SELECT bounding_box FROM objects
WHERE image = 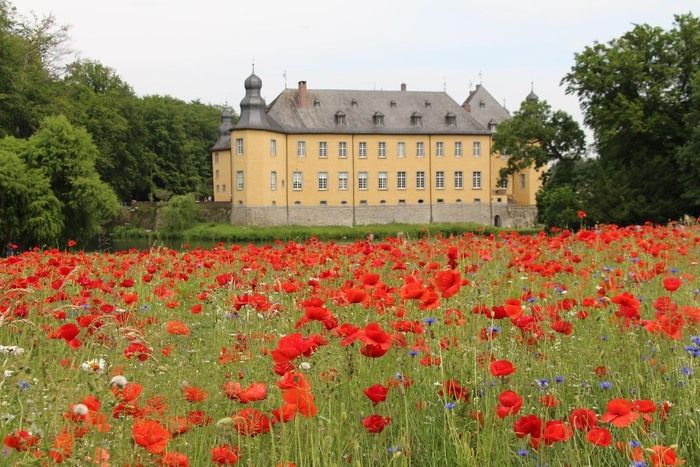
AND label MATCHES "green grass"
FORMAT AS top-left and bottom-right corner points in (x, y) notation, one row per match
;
(112, 222), (542, 243)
